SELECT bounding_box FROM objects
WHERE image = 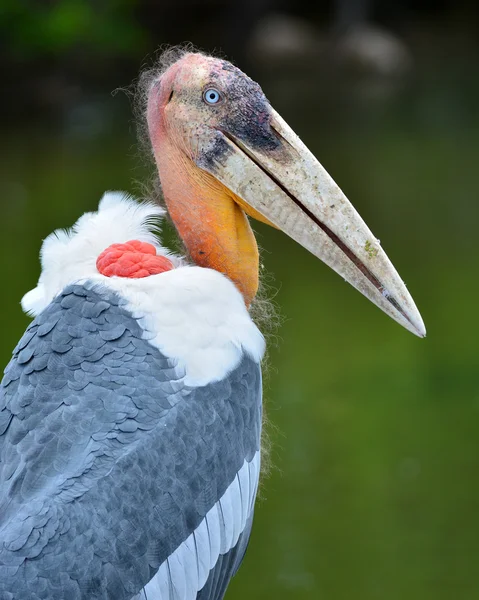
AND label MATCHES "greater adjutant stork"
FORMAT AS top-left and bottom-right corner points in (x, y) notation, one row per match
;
(0, 50), (425, 599)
